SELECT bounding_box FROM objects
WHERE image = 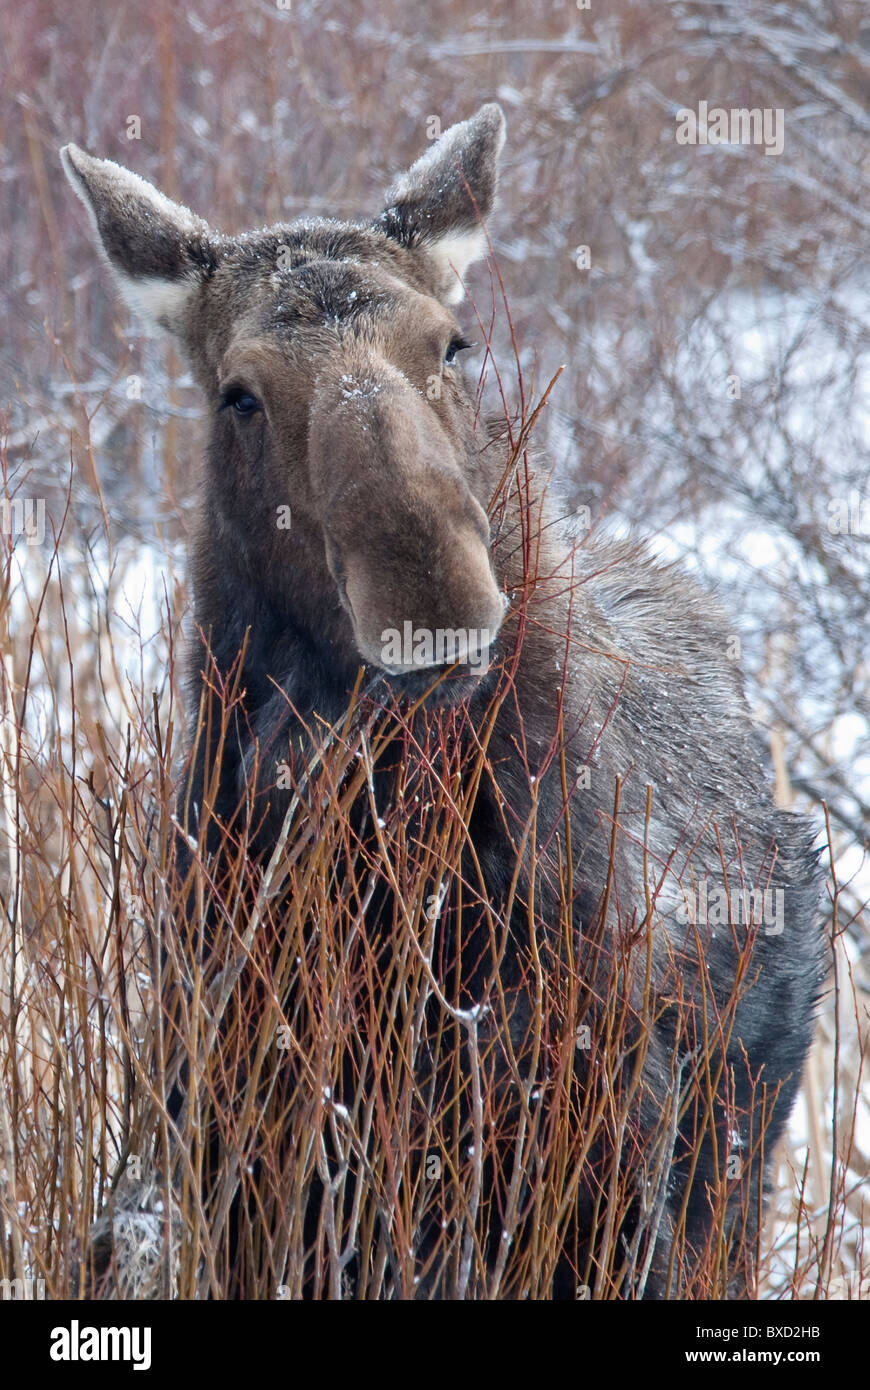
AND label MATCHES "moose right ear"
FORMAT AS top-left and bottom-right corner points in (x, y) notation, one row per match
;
(376, 104), (506, 304)
(60, 144), (216, 335)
